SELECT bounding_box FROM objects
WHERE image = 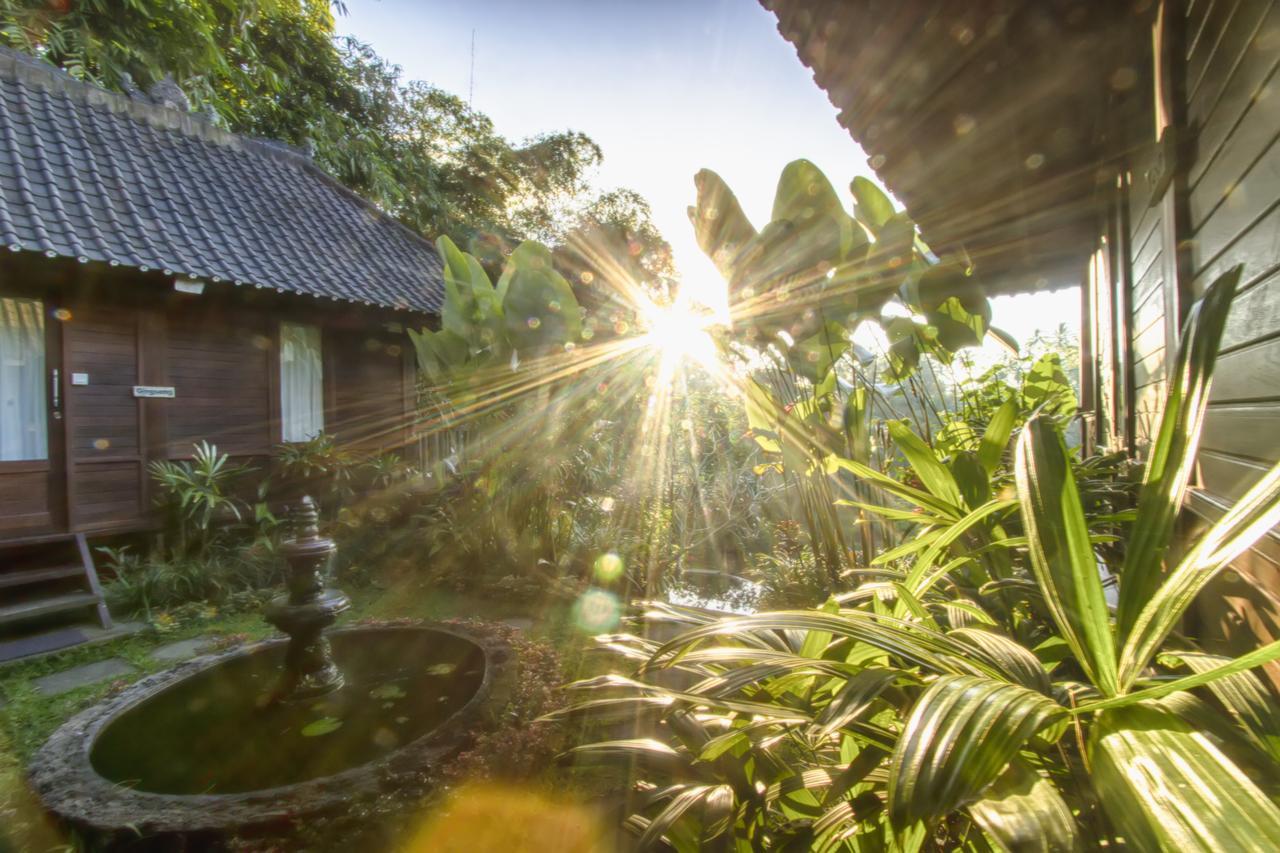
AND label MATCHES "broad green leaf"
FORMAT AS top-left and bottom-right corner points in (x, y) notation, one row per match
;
(502, 241), (583, 351)
(978, 398), (1019, 474)
(744, 379), (784, 454)
(887, 675), (1066, 831)
(636, 784), (721, 850)
(888, 420), (965, 508)
(1016, 417), (1118, 695)
(1019, 354), (1076, 423)
(1118, 457), (1280, 687)
(1090, 703), (1280, 850)
(689, 168), (758, 279)
(851, 175), (895, 234)
(968, 759), (1078, 853)
(949, 450), (991, 511)
(787, 322), (849, 383)
(1116, 265), (1242, 642)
